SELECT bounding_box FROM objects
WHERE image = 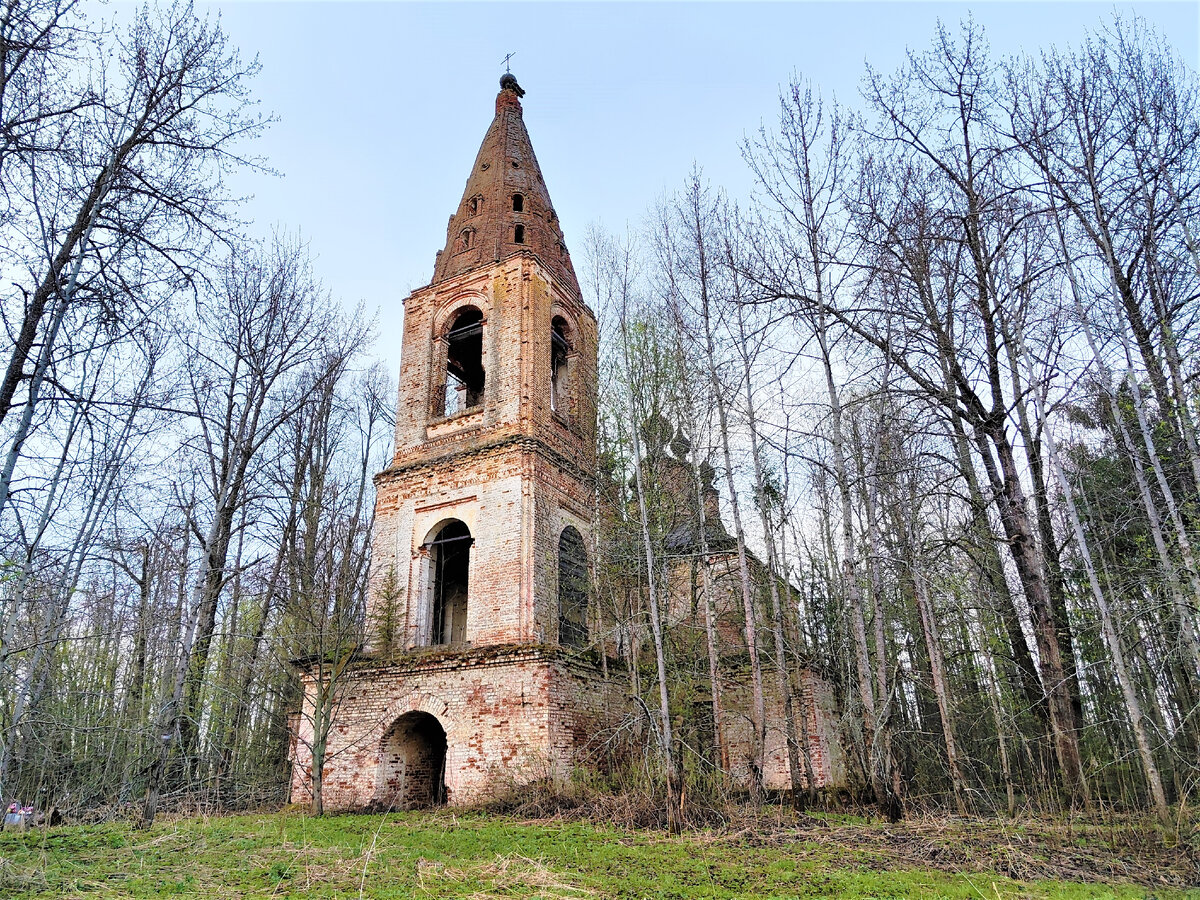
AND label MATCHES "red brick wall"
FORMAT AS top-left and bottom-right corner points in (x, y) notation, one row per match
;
(364, 256), (597, 656)
(660, 551), (848, 791)
(721, 667), (846, 791)
(290, 648), (624, 809)
(389, 256), (595, 468)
